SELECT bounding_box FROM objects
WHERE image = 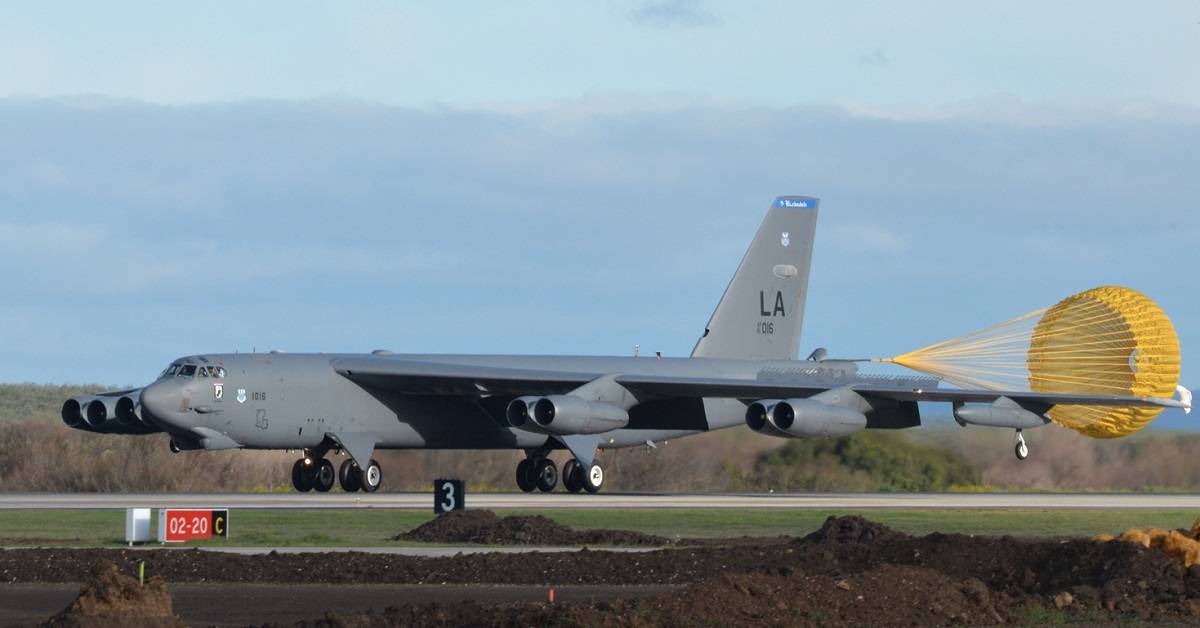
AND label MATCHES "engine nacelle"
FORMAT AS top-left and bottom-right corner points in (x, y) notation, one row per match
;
(64, 390), (154, 433)
(505, 396), (544, 428)
(745, 399), (790, 437)
(61, 396), (95, 429)
(772, 398), (867, 437)
(746, 397), (867, 438)
(530, 395), (628, 435)
(84, 396), (119, 429)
